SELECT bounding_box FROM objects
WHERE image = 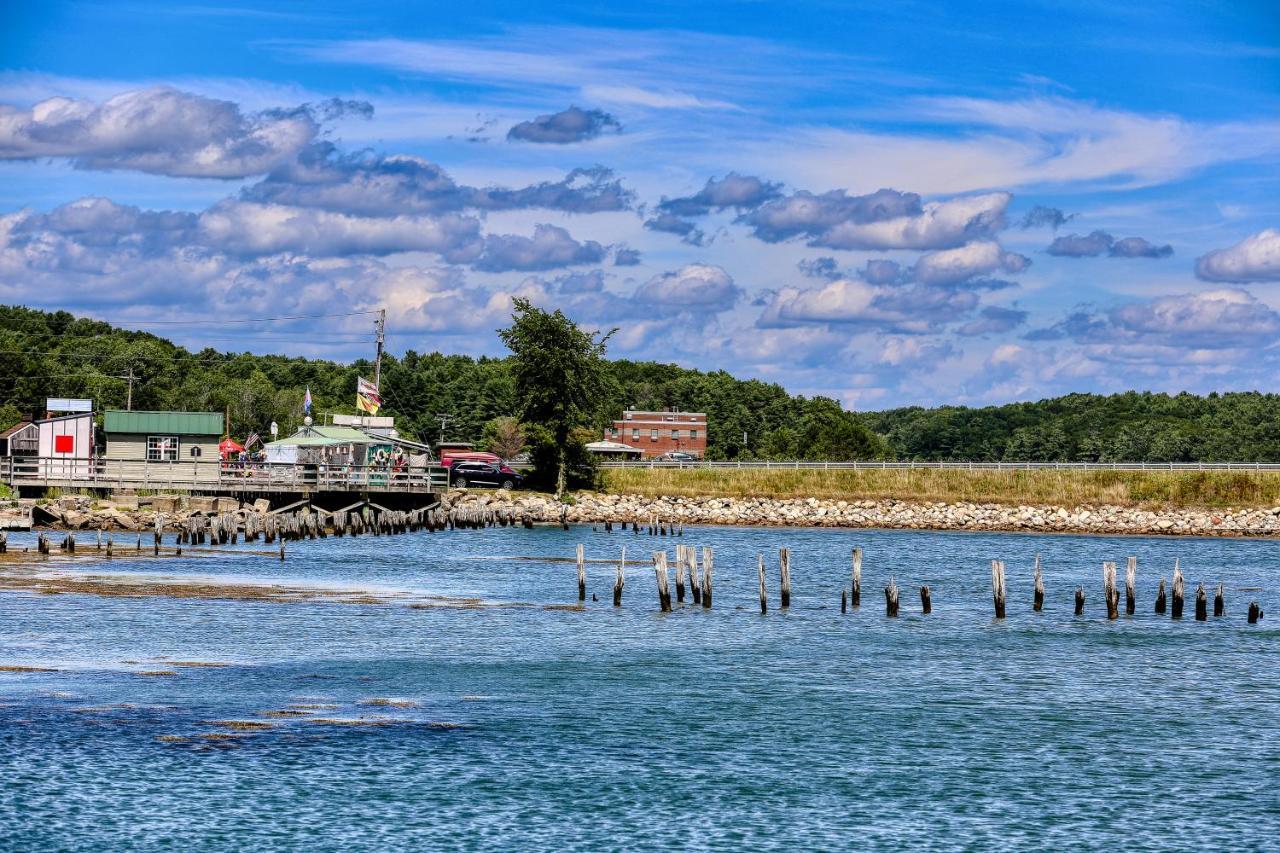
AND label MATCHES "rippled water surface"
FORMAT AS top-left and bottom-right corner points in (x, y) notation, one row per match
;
(2, 524), (1278, 851)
